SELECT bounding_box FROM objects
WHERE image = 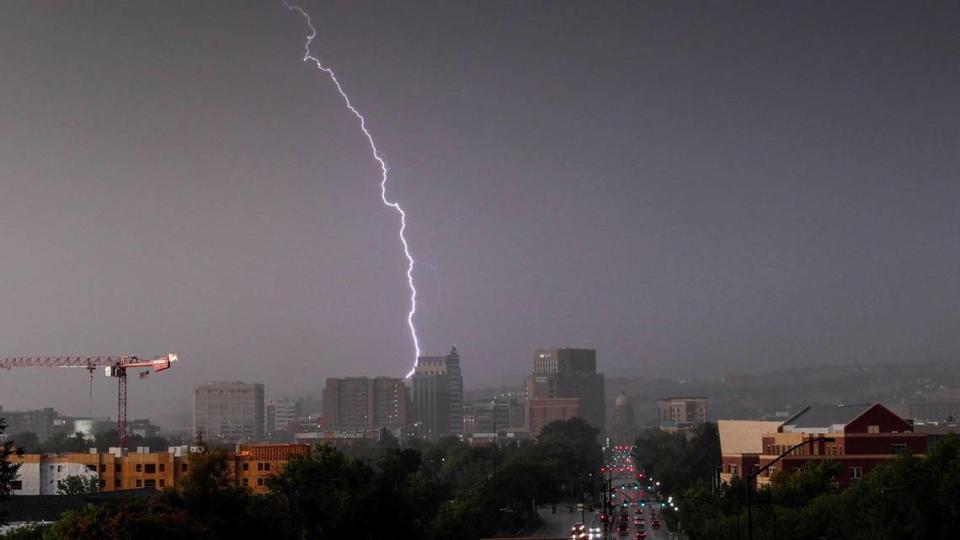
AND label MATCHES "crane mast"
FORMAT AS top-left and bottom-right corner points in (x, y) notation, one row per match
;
(0, 354), (179, 448)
